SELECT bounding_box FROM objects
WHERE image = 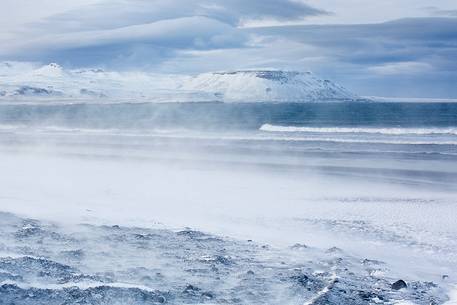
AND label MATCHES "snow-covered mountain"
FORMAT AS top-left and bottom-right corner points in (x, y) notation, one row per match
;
(0, 62), (213, 103)
(0, 62), (358, 103)
(181, 70), (358, 102)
